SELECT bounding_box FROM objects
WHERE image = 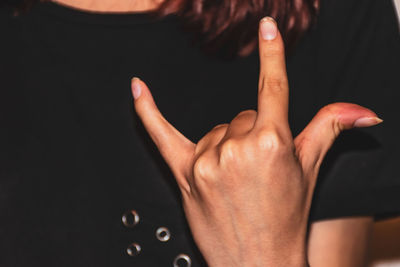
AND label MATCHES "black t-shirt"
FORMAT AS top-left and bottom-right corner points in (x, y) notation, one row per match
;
(0, 0), (399, 266)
